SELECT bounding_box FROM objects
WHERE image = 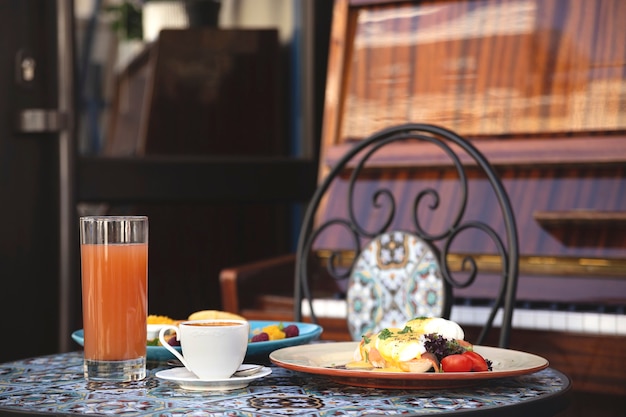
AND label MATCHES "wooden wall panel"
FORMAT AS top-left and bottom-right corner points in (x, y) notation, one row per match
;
(330, 0), (626, 143)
